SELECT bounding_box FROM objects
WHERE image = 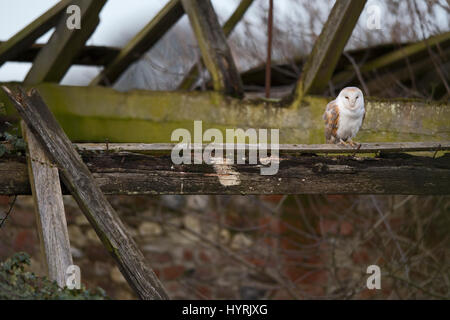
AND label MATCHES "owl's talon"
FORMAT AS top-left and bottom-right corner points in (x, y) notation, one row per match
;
(338, 139), (349, 147)
(348, 140), (360, 148)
